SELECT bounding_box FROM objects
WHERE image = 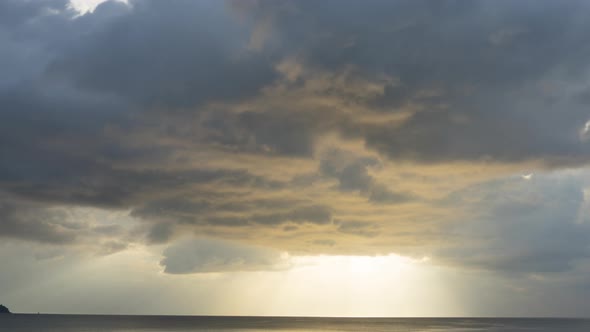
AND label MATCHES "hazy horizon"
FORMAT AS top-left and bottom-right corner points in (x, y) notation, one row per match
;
(2, 0), (590, 319)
